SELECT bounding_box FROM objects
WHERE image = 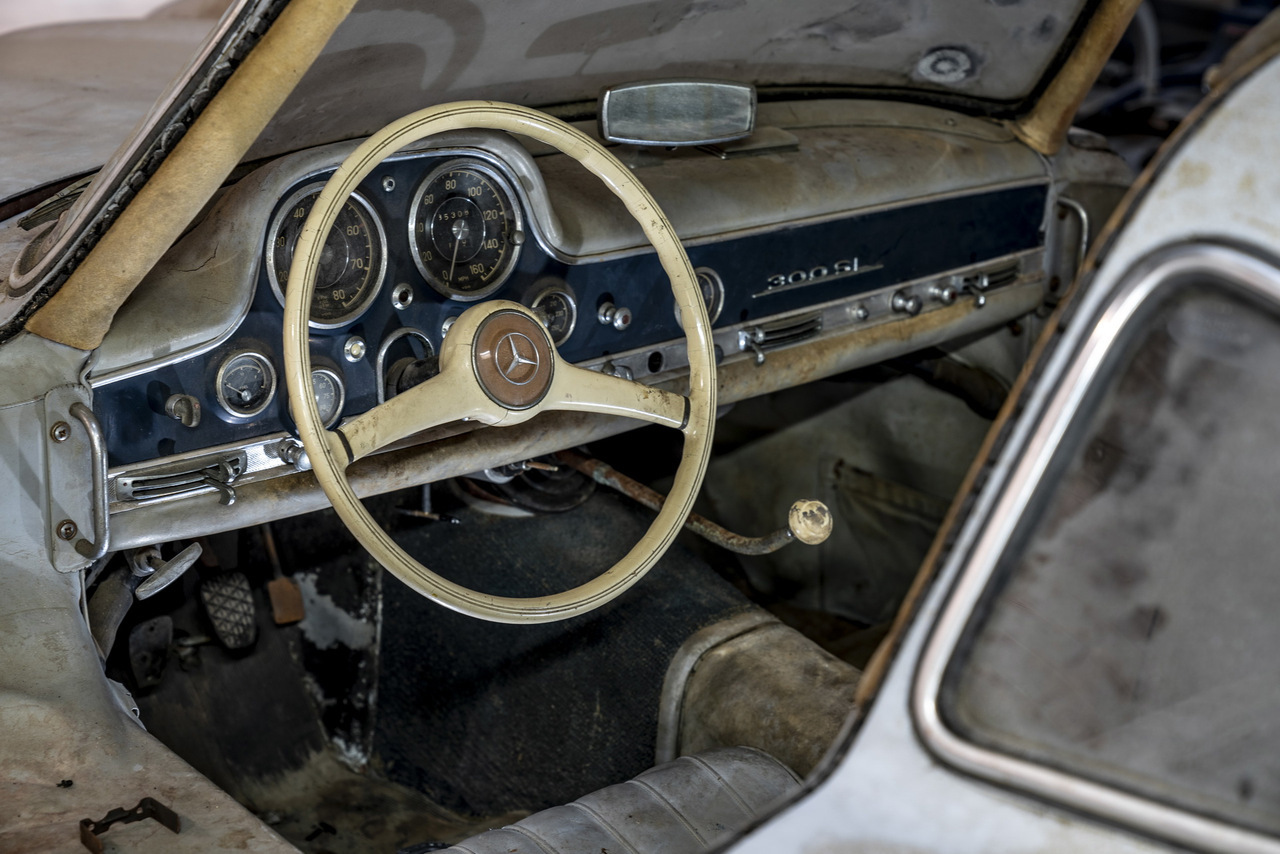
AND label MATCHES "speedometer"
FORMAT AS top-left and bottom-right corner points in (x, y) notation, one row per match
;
(409, 159), (523, 301)
(267, 183), (387, 328)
